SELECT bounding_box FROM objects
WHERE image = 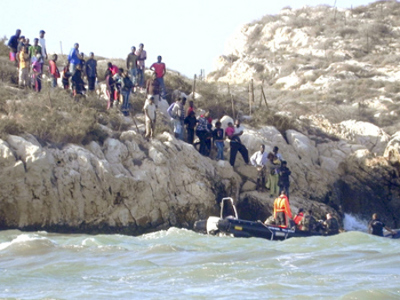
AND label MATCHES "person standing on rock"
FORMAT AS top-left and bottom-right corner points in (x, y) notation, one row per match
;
(18, 46), (30, 88)
(8, 29), (21, 62)
(126, 46), (138, 88)
(273, 190), (292, 228)
(48, 54), (60, 88)
(196, 112), (211, 155)
(278, 161), (291, 199)
(266, 152), (280, 197)
(368, 213), (396, 237)
(273, 146), (283, 161)
(136, 43), (146, 91)
(105, 69), (115, 109)
(213, 121), (225, 160)
(184, 110), (198, 145)
(250, 144), (268, 191)
(225, 120), (249, 167)
(120, 69), (134, 116)
(143, 96), (156, 139)
(150, 55), (166, 99)
(86, 52), (97, 92)
(38, 30), (47, 61)
(146, 72), (161, 108)
(68, 43), (81, 75)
